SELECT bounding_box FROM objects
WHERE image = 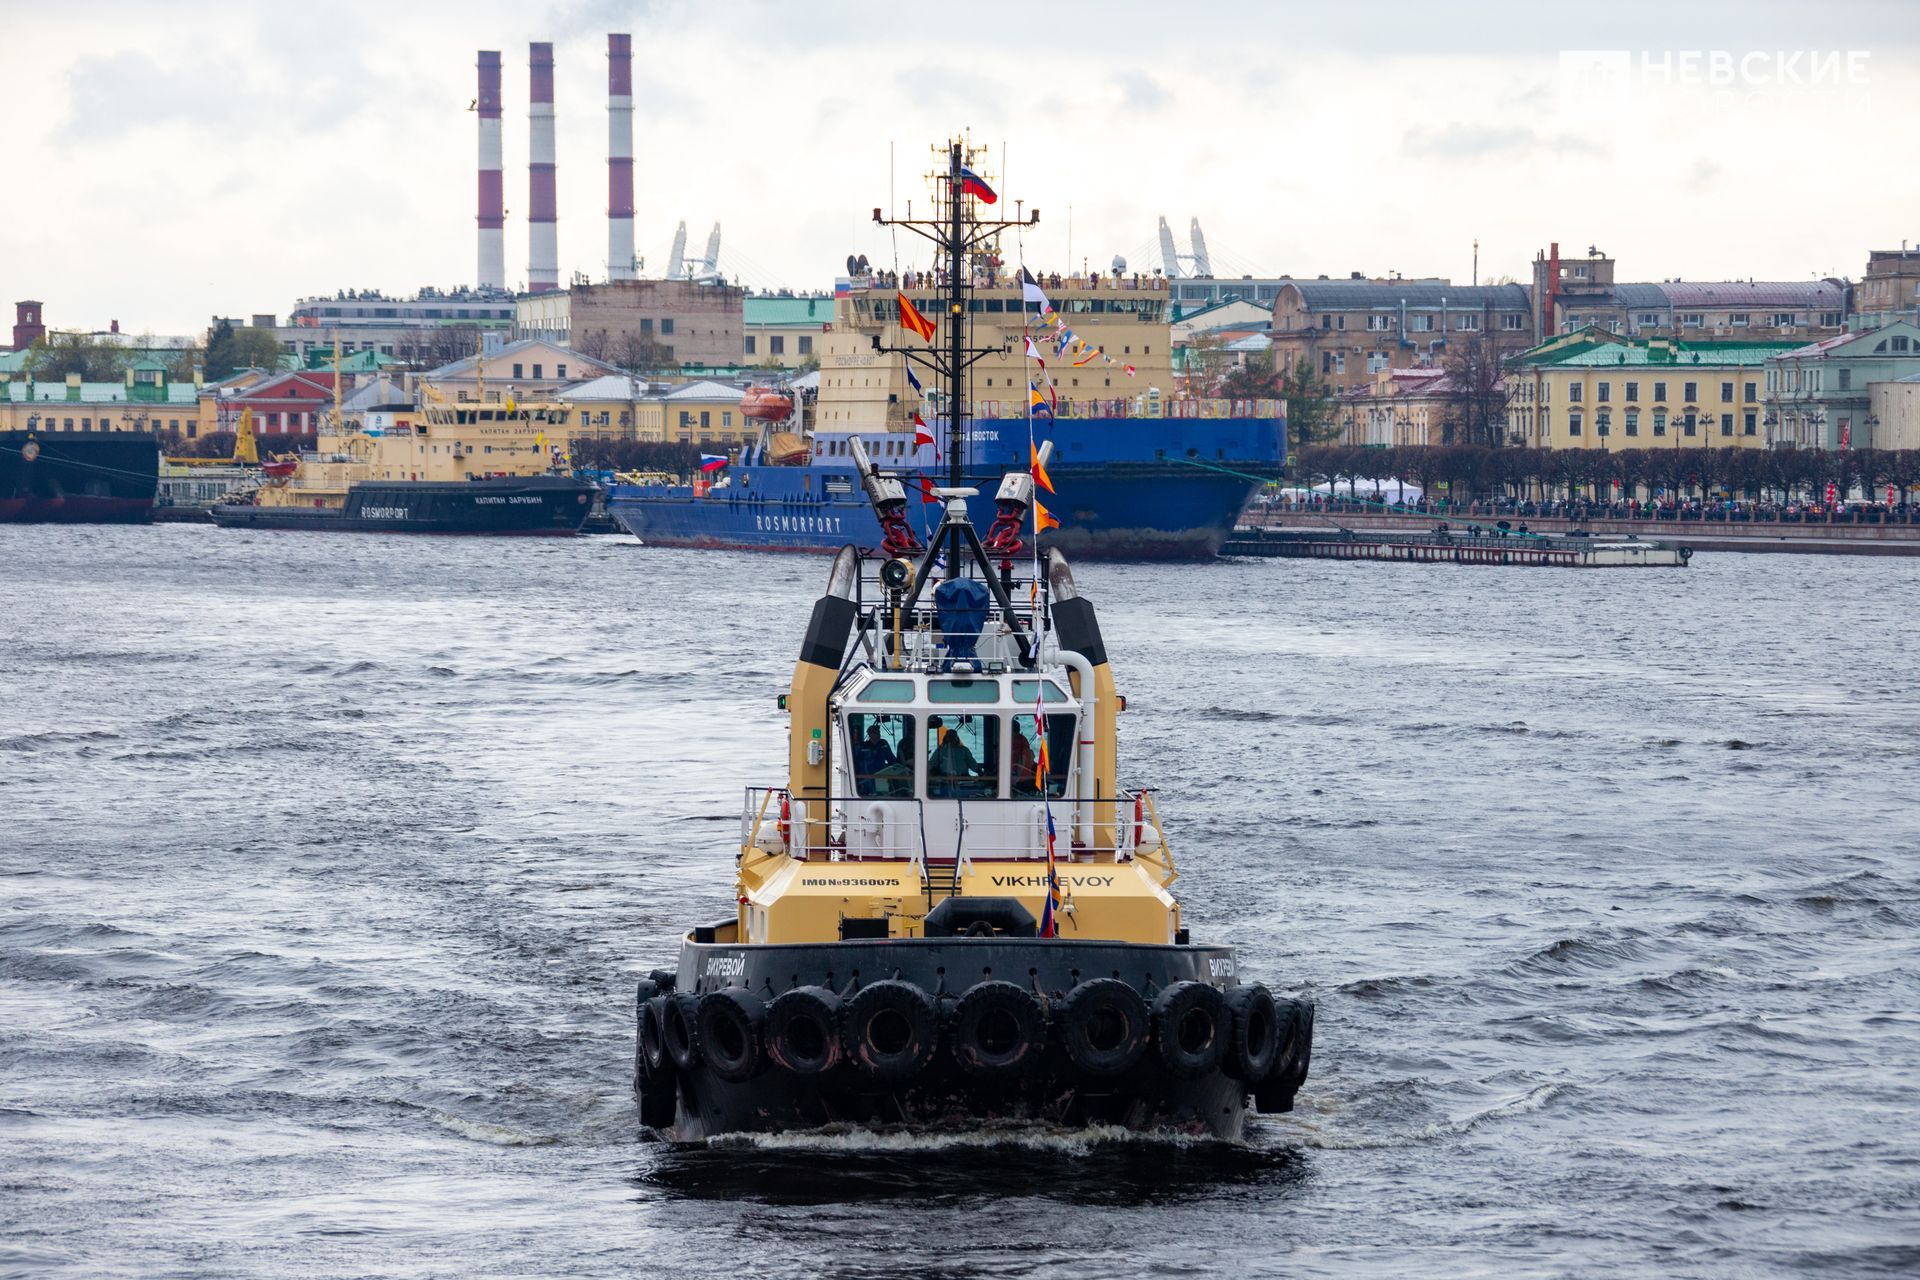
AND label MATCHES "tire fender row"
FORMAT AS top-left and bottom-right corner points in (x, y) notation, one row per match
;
(636, 973), (1313, 1116)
